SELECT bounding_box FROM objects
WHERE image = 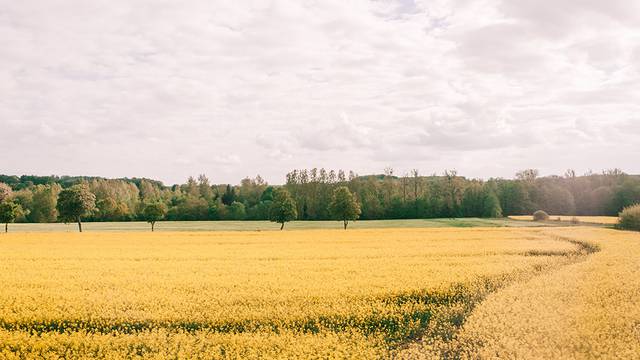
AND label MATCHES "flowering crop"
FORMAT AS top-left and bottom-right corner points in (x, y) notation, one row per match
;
(0, 228), (587, 359)
(399, 227), (639, 359)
